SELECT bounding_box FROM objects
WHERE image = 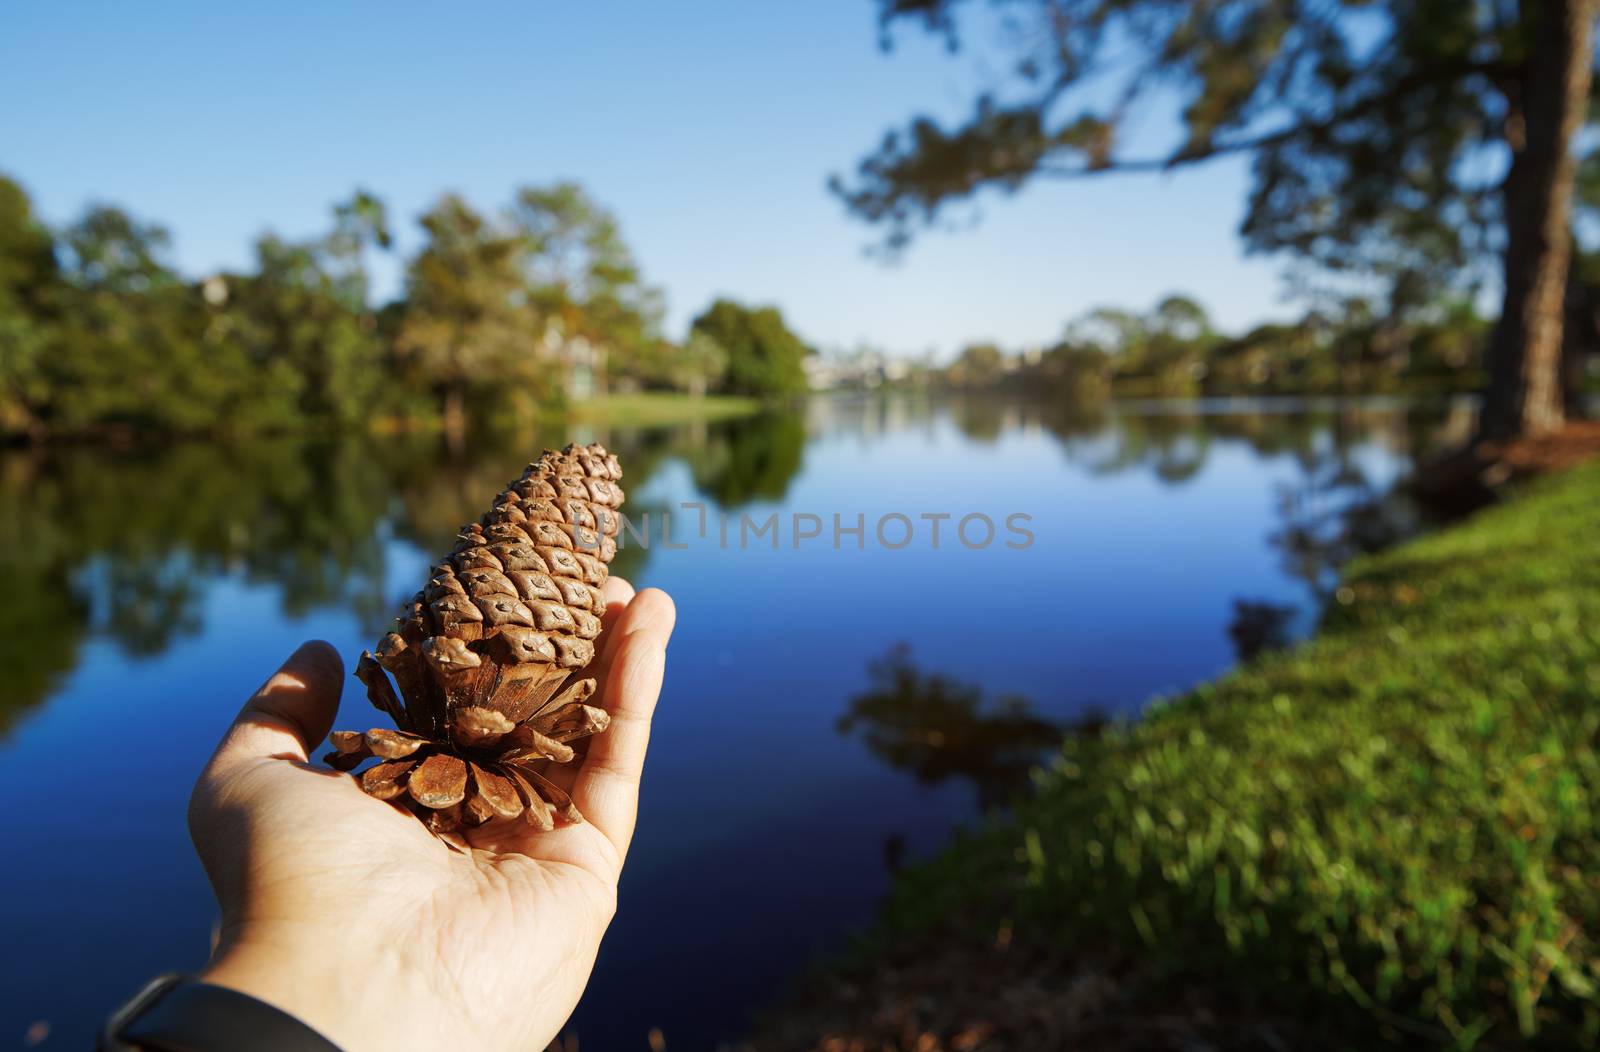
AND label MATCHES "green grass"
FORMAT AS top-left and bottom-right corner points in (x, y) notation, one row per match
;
(565, 392), (762, 427)
(877, 462), (1600, 1048)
